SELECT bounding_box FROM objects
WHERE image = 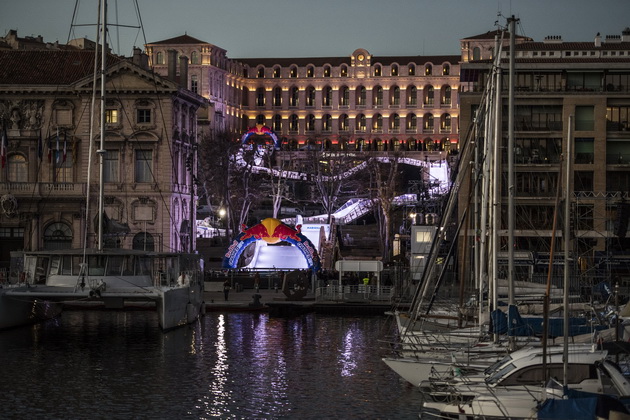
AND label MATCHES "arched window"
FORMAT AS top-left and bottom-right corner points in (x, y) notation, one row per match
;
(390, 85), (400, 106)
(289, 114), (299, 132)
(290, 66), (297, 78)
(339, 114), (349, 131)
(356, 114), (366, 132)
(323, 65), (331, 77)
(7, 154), (27, 182)
(339, 86), (349, 106)
(273, 87), (282, 106)
(290, 86), (299, 107)
(374, 65), (382, 77)
(408, 64), (416, 76)
(407, 113), (417, 131)
(443, 64), (450, 75)
(407, 86), (417, 106)
(442, 86), (452, 105)
(190, 51), (199, 64)
(323, 86), (333, 107)
(390, 114), (400, 131)
(256, 114), (266, 125)
(425, 85), (434, 106)
(441, 114), (452, 132)
(156, 52), (164, 65)
(273, 115), (282, 132)
(43, 222), (72, 250)
(323, 114), (332, 132)
(306, 86), (316, 107)
(340, 65), (348, 77)
(424, 114), (434, 132)
(473, 47), (481, 61)
(391, 64), (398, 76)
(306, 114), (315, 131)
(273, 66), (281, 78)
(373, 86), (383, 107)
(133, 232), (154, 251)
(425, 64), (432, 76)
(306, 66), (314, 77)
(256, 87), (265, 106)
(356, 86), (366, 106)
(257, 67), (265, 78)
(373, 114), (383, 131)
